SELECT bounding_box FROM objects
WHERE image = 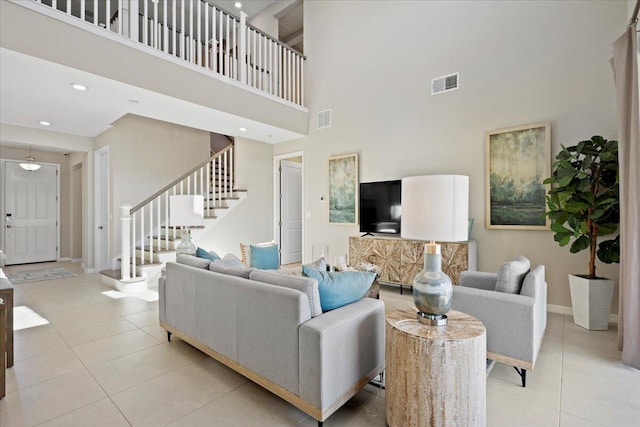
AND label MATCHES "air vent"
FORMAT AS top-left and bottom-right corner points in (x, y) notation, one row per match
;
(431, 72), (459, 95)
(317, 109), (332, 129)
